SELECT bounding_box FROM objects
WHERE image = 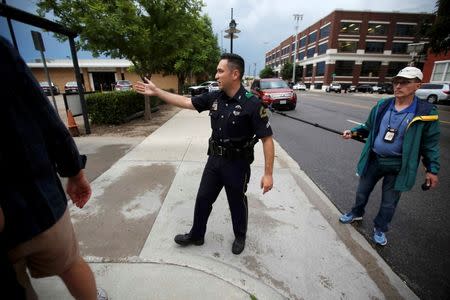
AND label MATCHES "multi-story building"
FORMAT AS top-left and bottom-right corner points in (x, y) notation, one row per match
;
(423, 51), (450, 83)
(265, 10), (434, 90)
